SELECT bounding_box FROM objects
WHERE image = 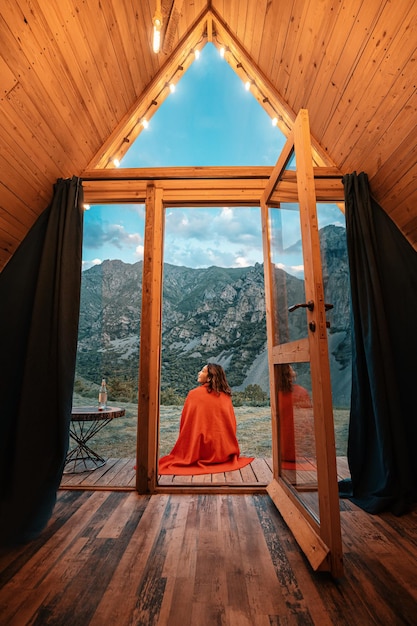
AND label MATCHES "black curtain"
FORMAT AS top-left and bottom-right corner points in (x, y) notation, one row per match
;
(340, 172), (417, 514)
(0, 177), (83, 544)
